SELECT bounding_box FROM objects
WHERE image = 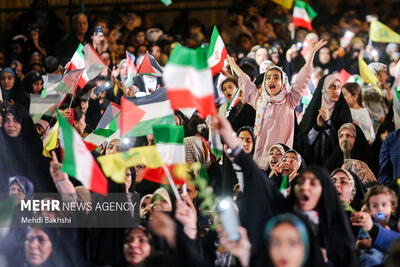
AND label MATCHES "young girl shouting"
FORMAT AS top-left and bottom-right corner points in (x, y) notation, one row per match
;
(228, 39), (327, 168)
